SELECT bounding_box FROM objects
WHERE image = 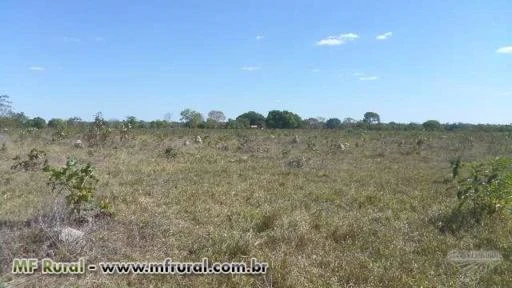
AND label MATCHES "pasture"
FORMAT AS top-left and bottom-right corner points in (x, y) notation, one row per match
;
(1, 128), (511, 287)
